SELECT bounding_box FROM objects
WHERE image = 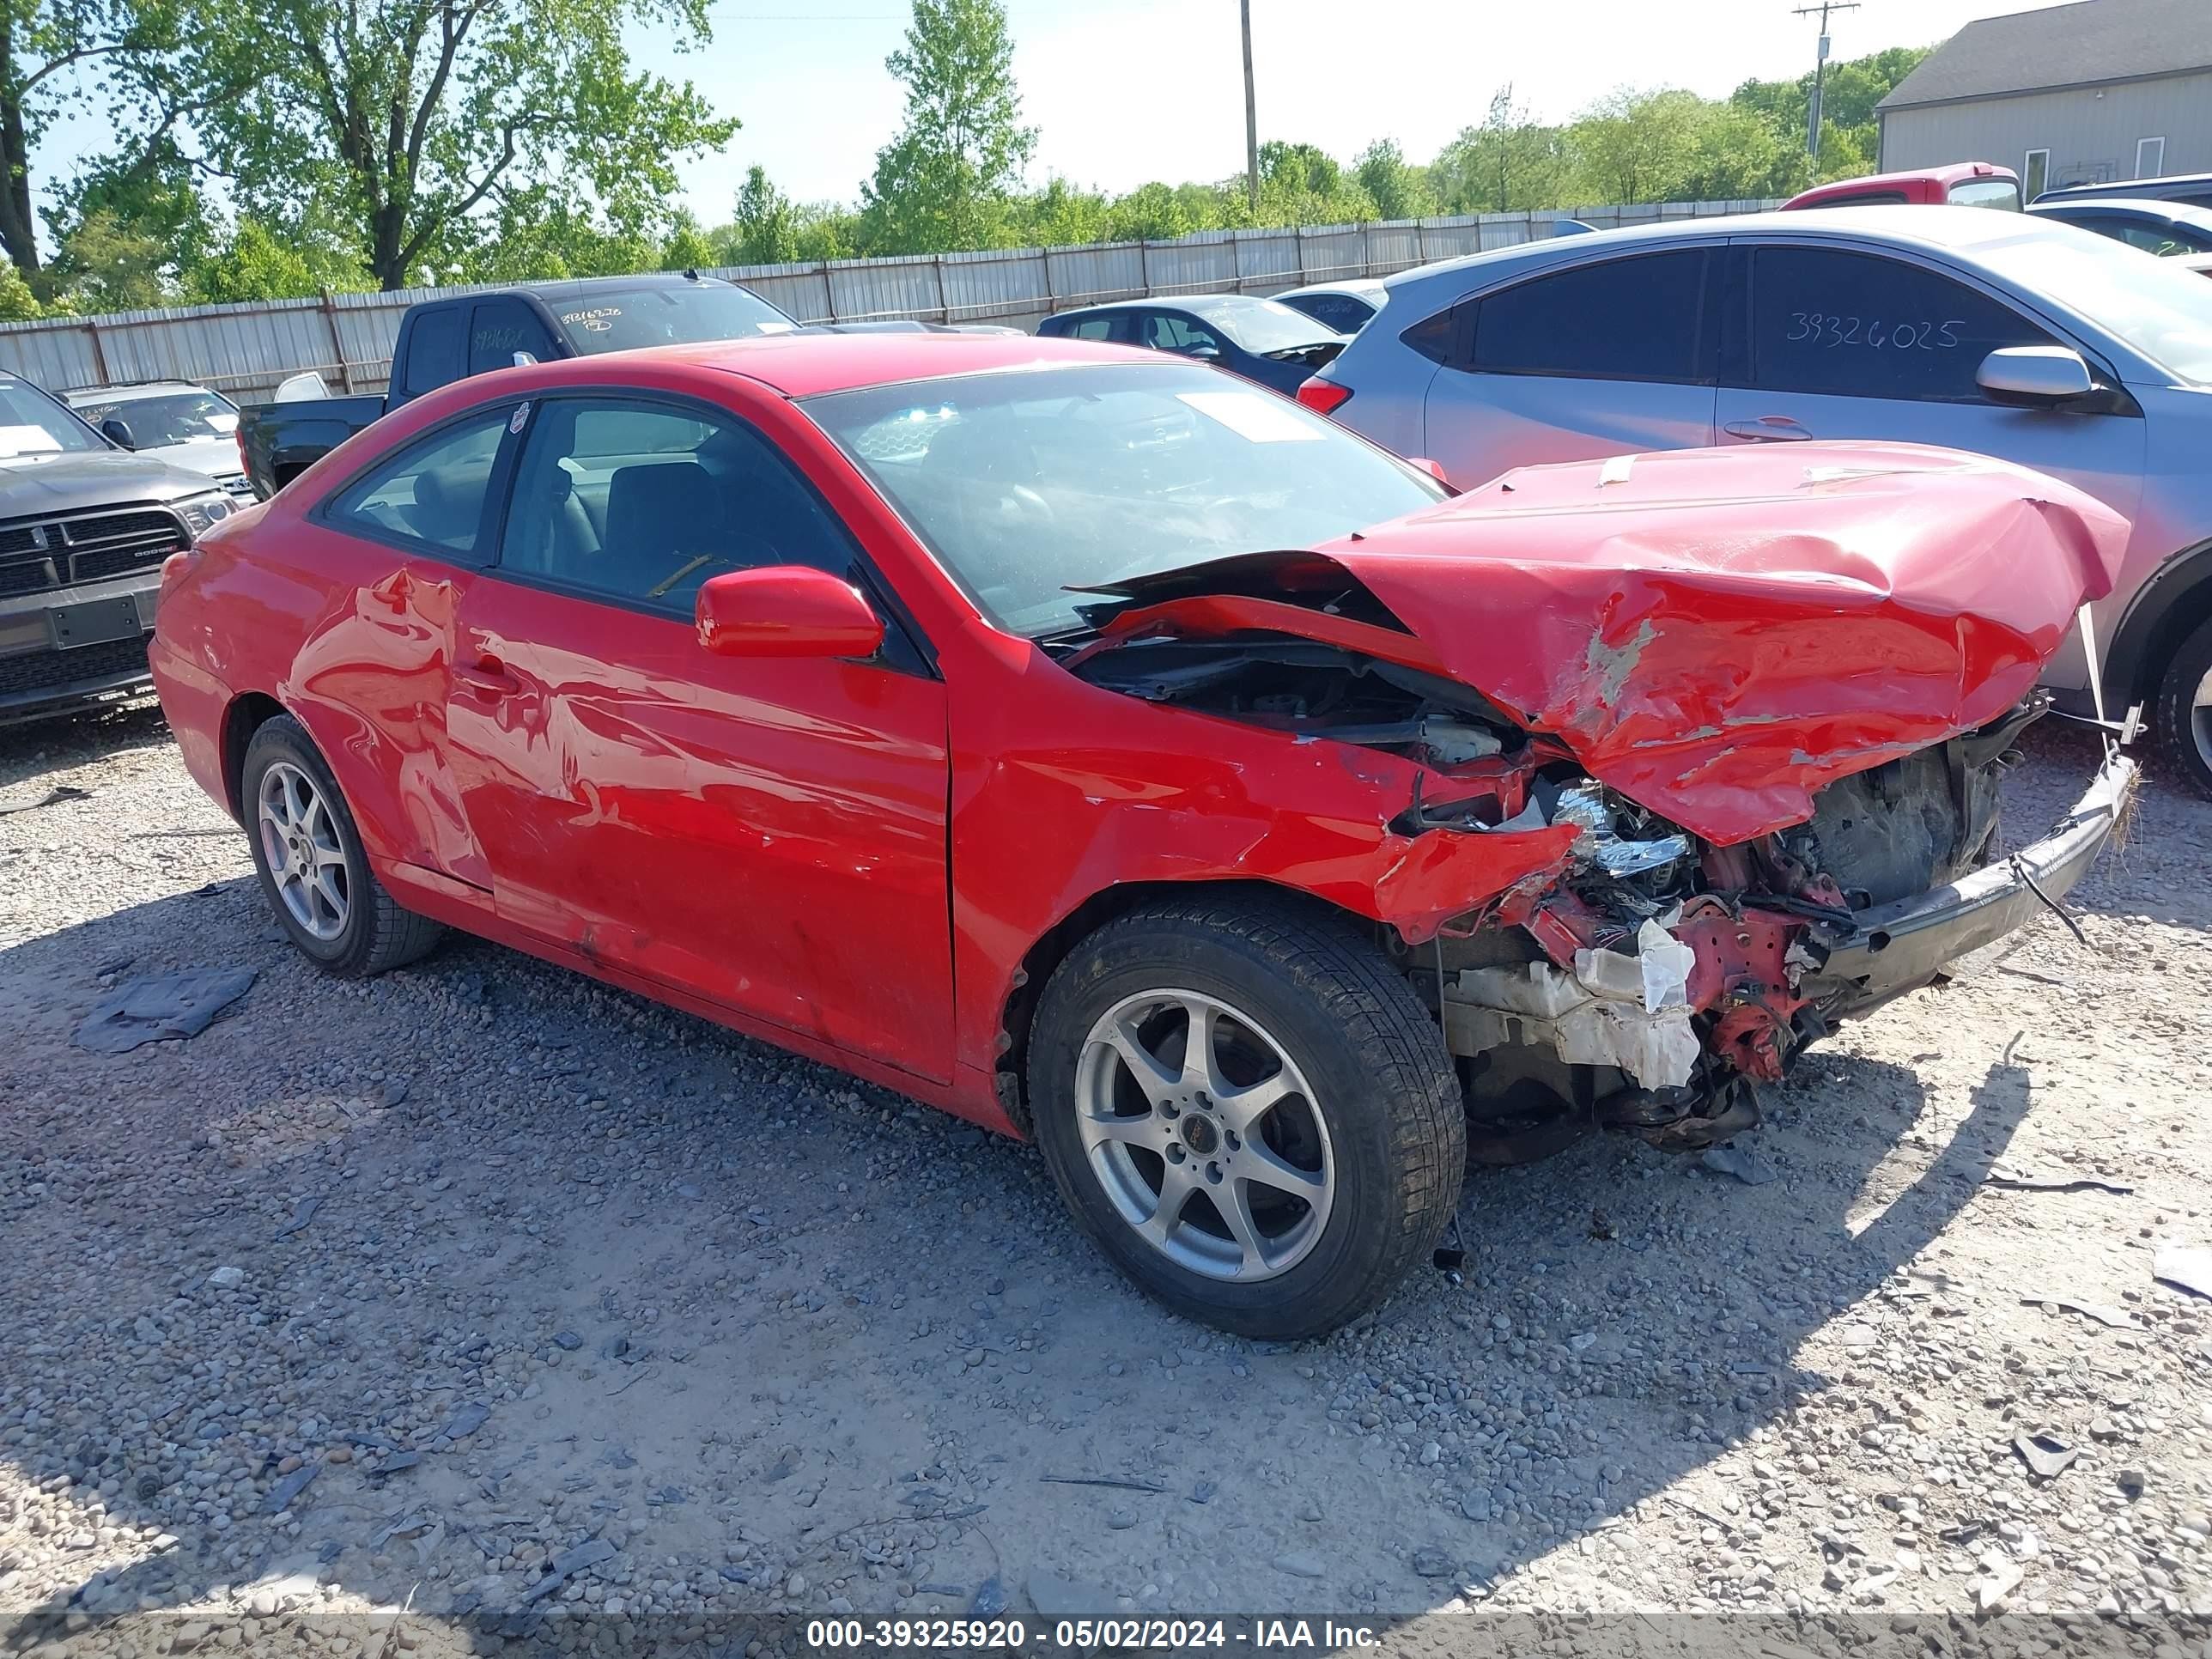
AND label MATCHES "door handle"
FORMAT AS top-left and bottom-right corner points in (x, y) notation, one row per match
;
(454, 655), (520, 697)
(1723, 416), (1814, 442)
